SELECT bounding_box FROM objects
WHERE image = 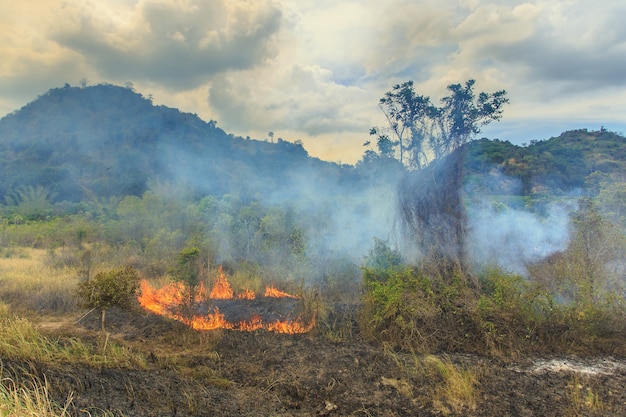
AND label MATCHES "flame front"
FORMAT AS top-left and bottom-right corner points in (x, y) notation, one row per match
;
(265, 285), (298, 298)
(137, 269), (314, 334)
(209, 268), (234, 299)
